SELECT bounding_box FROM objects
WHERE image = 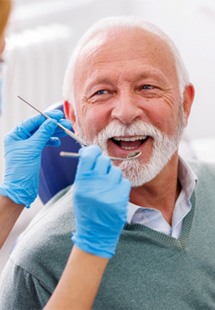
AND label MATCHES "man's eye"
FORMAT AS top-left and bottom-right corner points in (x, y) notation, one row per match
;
(94, 89), (108, 96)
(141, 85), (154, 90)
